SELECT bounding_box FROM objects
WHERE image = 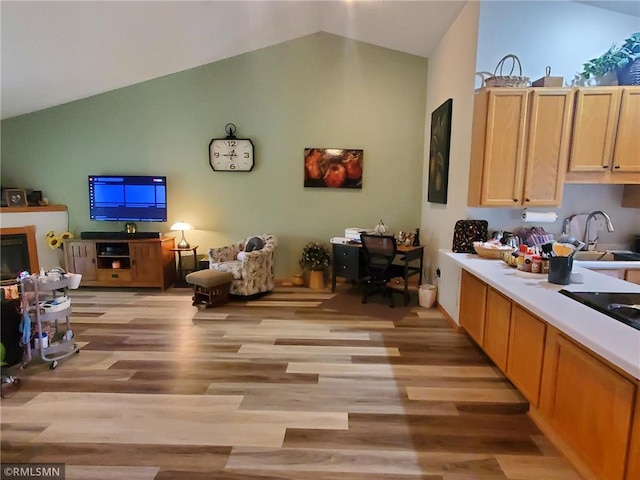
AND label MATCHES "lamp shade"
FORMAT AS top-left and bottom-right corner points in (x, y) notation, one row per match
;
(170, 221), (193, 231)
(170, 221), (193, 249)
